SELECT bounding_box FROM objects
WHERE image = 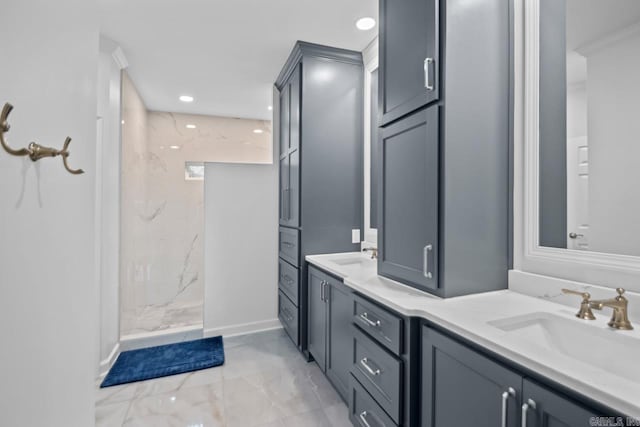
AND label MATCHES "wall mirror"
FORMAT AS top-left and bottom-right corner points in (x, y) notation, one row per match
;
(363, 38), (379, 246)
(537, 0), (640, 257)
